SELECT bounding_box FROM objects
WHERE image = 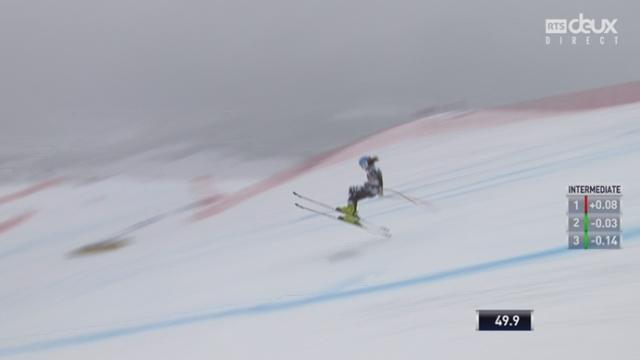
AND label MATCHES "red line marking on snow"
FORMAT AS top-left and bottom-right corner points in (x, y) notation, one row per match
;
(0, 178), (63, 207)
(192, 81), (640, 221)
(0, 210), (37, 235)
(189, 176), (226, 216)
